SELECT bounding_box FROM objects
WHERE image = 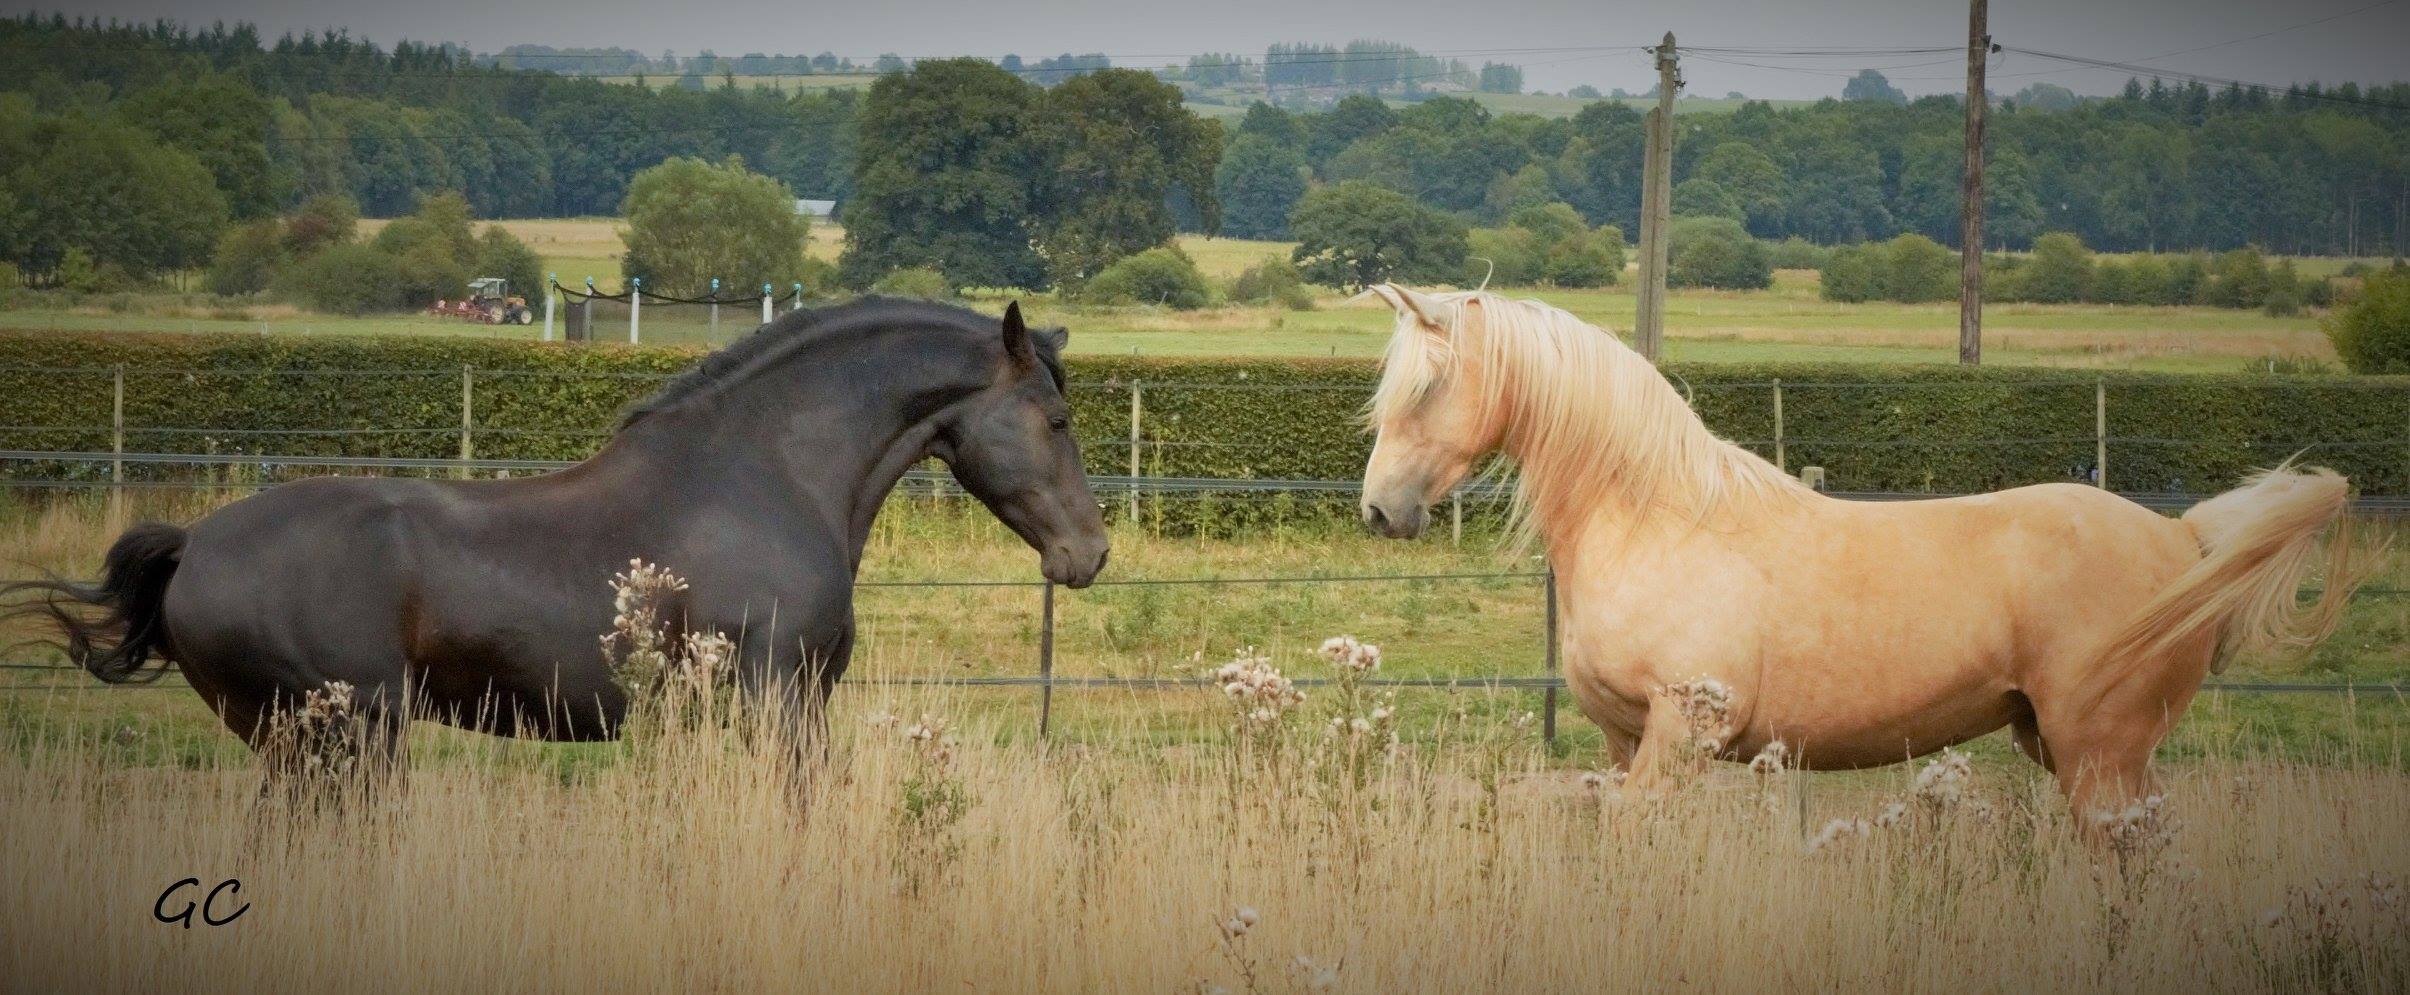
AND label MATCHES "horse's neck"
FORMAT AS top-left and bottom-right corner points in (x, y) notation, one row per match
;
(598, 349), (970, 563)
(1496, 353), (1793, 557)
